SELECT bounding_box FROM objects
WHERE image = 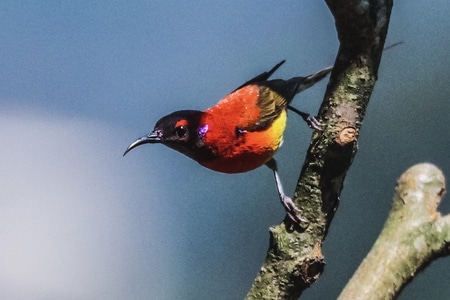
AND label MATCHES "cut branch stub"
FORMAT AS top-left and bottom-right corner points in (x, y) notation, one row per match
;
(338, 163), (449, 300)
(336, 127), (357, 146)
